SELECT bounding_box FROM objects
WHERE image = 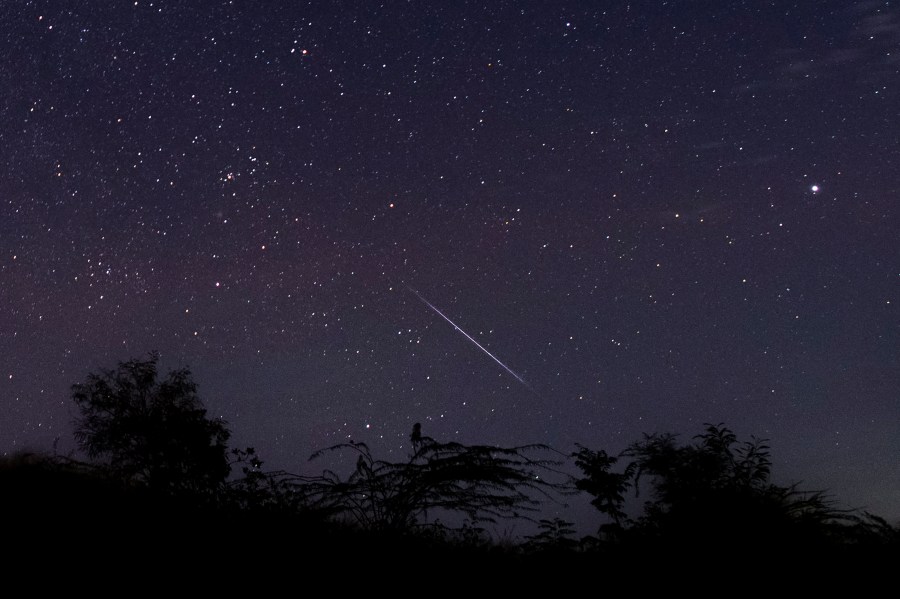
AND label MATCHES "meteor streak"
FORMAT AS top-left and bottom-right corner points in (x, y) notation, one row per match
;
(407, 285), (528, 386)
